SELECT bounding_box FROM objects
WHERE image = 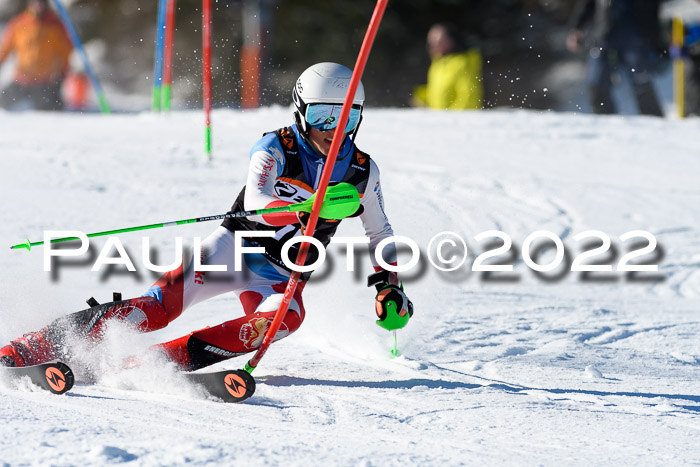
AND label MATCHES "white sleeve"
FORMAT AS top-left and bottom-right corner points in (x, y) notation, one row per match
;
(244, 145), (286, 225)
(360, 159), (397, 267)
